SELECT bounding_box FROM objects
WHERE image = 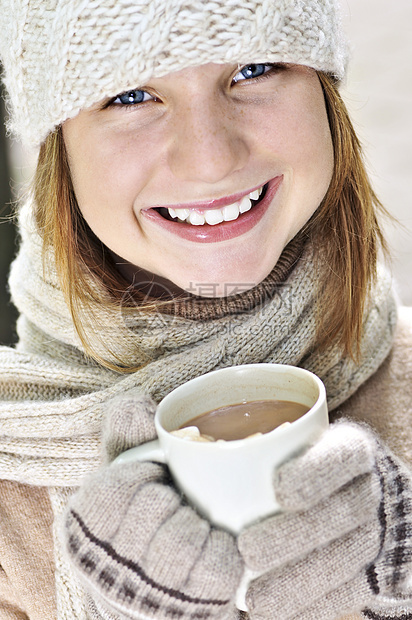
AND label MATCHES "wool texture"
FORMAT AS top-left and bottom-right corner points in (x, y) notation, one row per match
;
(65, 462), (244, 619)
(0, 0), (348, 148)
(64, 394), (243, 619)
(64, 415), (412, 619)
(0, 199), (397, 617)
(1, 200), (397, 486)
(238, 422), (412, 618)
(0, 480), (56, 618)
